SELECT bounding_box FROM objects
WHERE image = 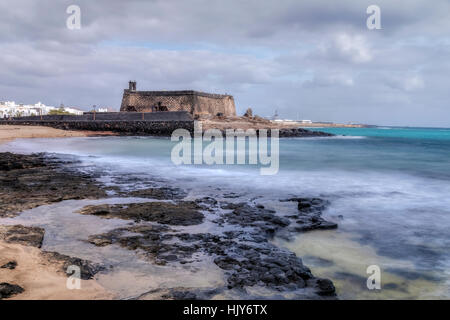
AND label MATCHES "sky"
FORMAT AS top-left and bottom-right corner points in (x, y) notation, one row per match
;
(0, 0), (449, 127)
